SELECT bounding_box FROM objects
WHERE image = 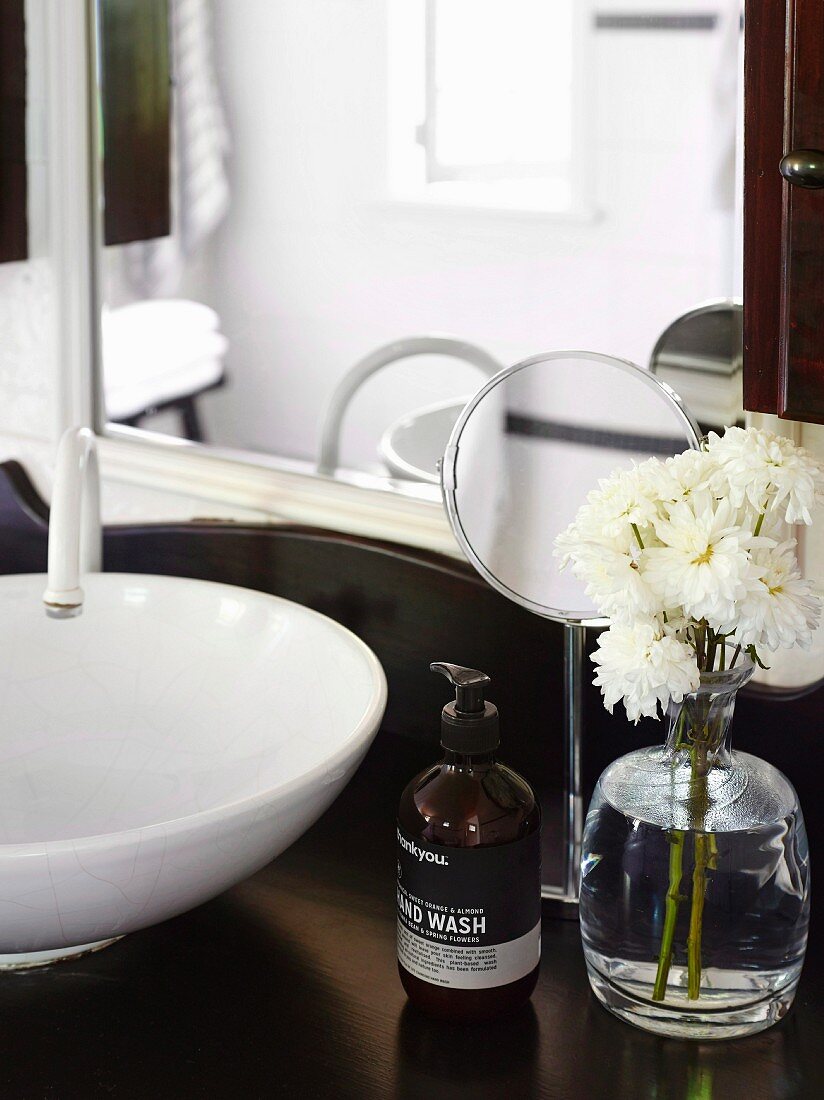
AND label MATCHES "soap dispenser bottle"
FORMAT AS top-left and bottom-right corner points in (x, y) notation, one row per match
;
(397, 663), (541, 1021)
